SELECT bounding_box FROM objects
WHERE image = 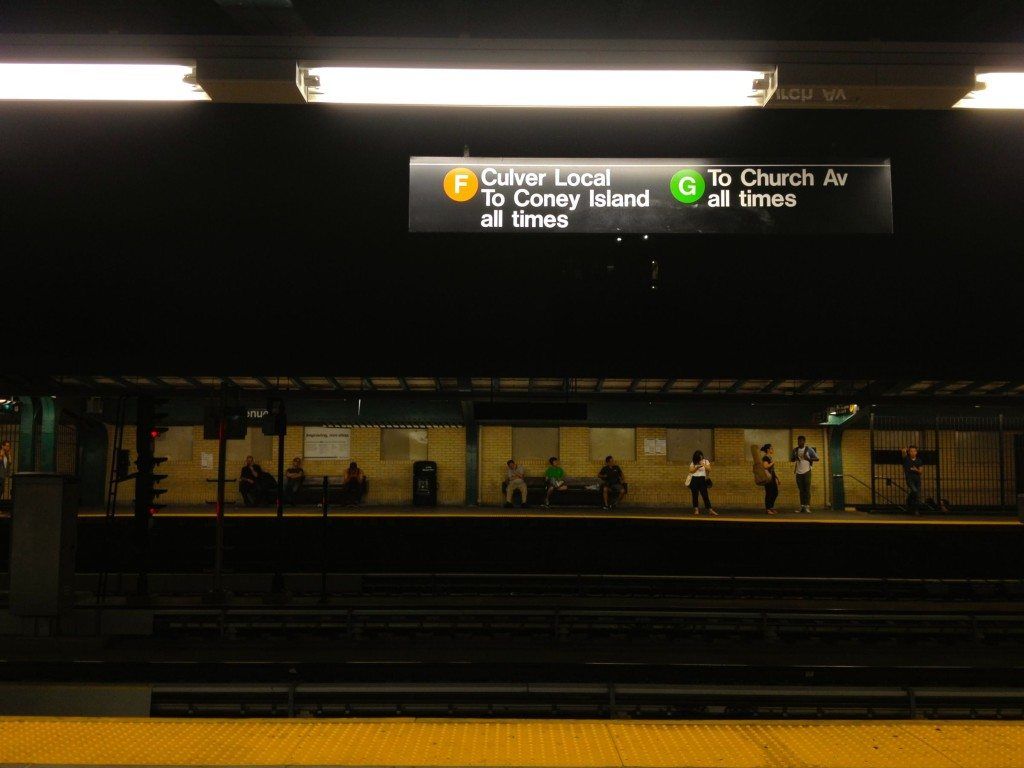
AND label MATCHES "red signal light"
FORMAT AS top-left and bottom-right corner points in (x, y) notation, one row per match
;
(150, 429), (161, 439)
(148, 506), (158, 516)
